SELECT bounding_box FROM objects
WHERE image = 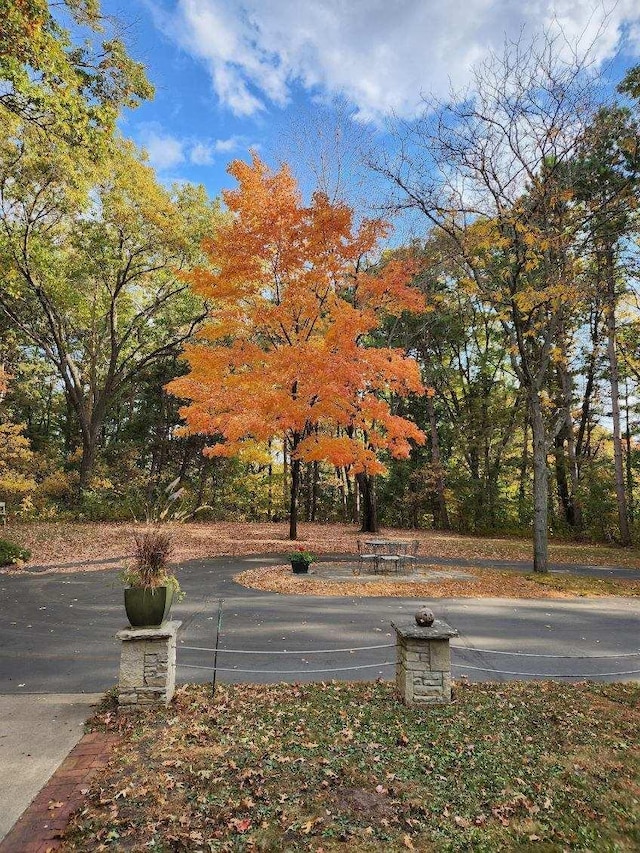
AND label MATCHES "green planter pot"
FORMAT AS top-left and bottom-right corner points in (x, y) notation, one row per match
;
(291, 560), (310, 574)
(124, 585), (174, 628)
